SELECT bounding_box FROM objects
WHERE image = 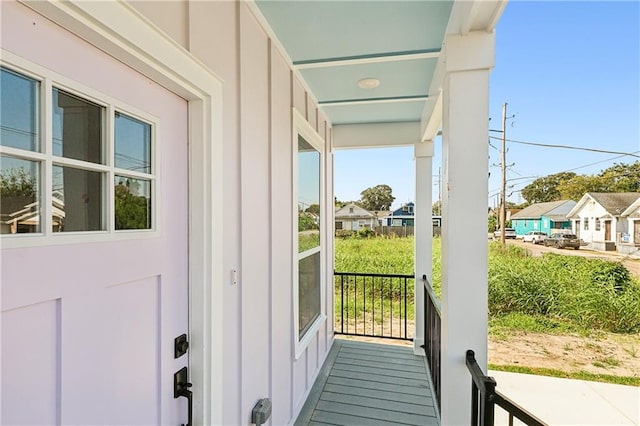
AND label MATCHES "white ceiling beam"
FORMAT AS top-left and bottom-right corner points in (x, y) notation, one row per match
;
(333, 122), (421, 149)
(293, 51), (440, 70)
